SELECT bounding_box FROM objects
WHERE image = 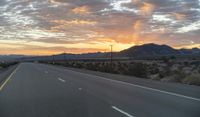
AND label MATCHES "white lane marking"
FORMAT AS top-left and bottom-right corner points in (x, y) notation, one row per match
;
(78, 88), (82, 90)
(67, 69), (200, 102)
(112, 106), (135, 117)
(58, 78), (66, 83)
(0, 65), (20, 91)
